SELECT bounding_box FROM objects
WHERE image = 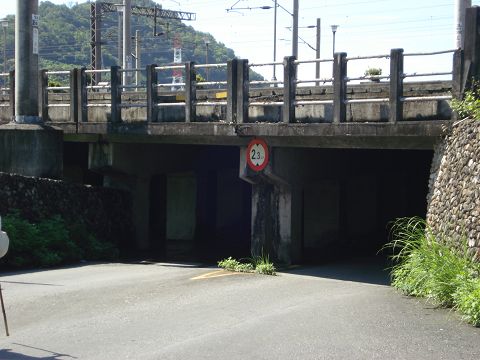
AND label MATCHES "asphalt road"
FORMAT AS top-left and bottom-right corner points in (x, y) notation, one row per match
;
(0, 260), (479, 359)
